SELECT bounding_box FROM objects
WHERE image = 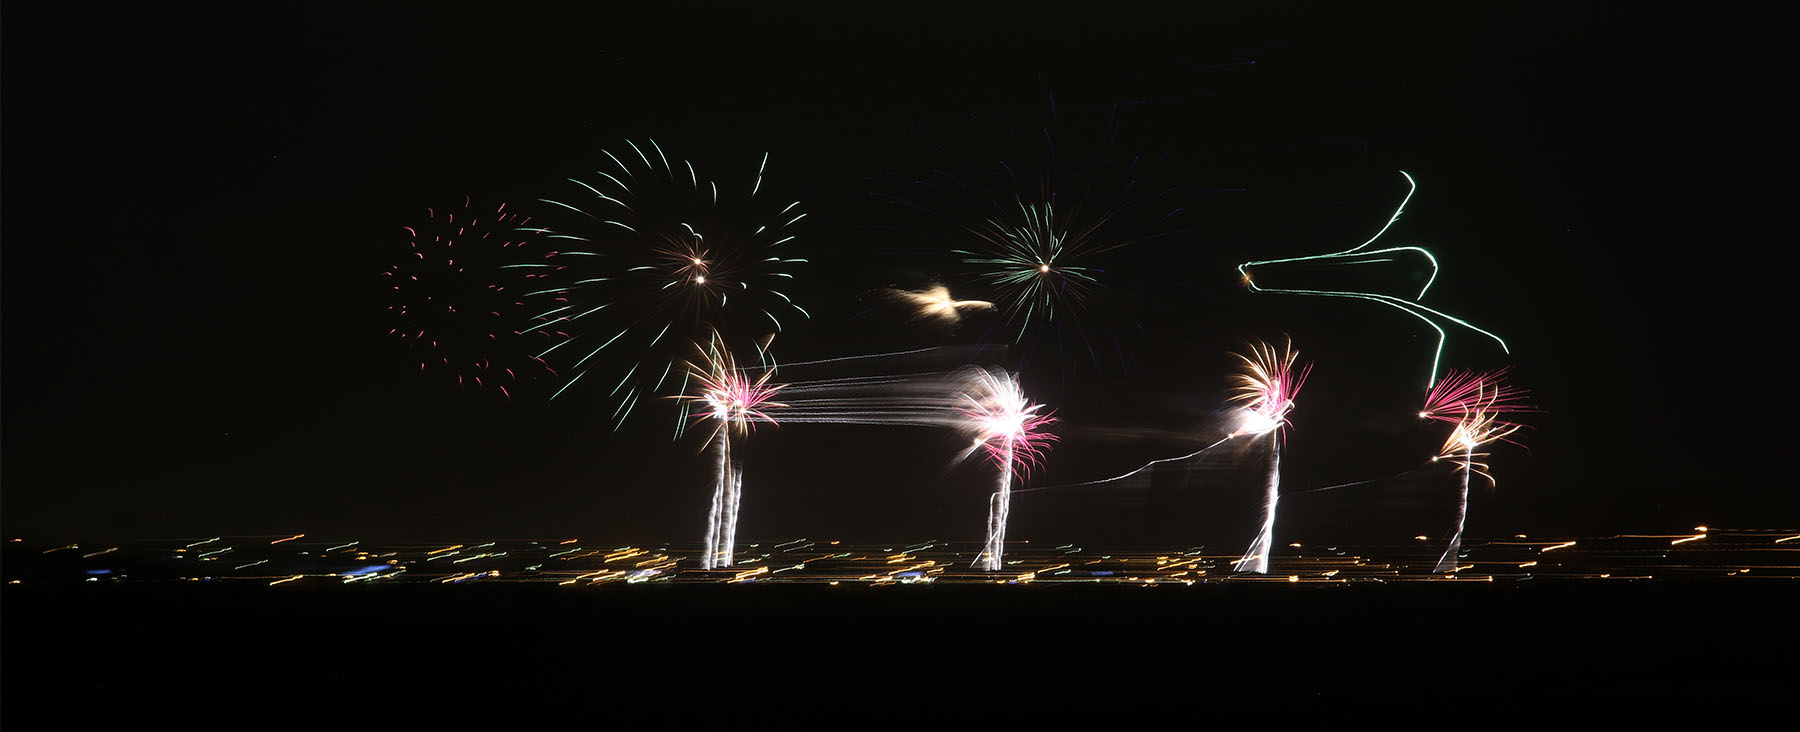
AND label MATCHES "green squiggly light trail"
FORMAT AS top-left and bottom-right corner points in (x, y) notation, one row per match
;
(1235, 172), (1508, 389)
